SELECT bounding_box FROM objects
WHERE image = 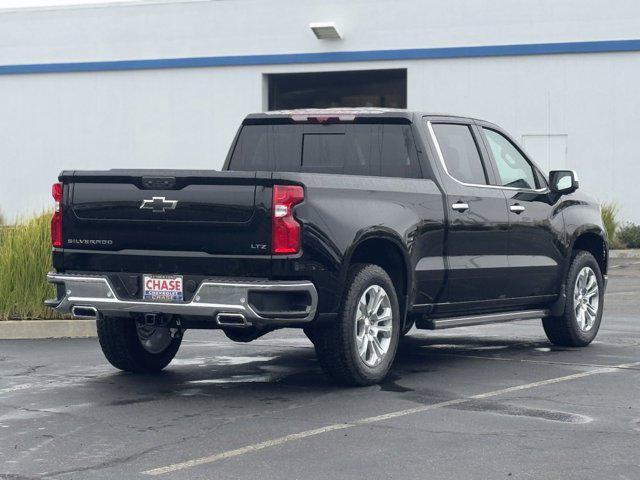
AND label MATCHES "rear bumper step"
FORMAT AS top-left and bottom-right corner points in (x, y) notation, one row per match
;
(45, 272), (318, 326)
(417, 309), (549, 330)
